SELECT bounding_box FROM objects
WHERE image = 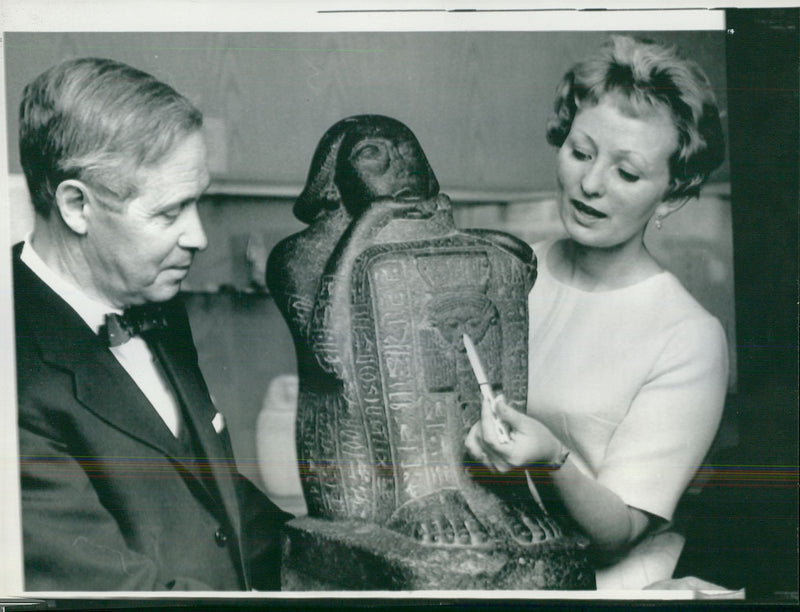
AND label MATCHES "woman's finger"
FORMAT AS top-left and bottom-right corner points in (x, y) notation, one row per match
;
(483, 444), (511, 473)
(480, 394), (504, 447)
(480, 394), (513, 447)
(464, 422), (484, 460)
(493, 394), (523, 429)
(464, 423), (500, 476)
